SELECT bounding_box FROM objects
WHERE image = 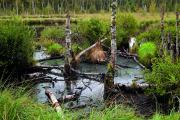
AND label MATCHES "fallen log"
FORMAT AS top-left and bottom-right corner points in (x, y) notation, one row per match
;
(75, 38), (107, 61)
(57, 94), (79, 103)
(45, 89), (63, 117)
(133, 56), (146, 69)
(37, 55), (64, 62)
